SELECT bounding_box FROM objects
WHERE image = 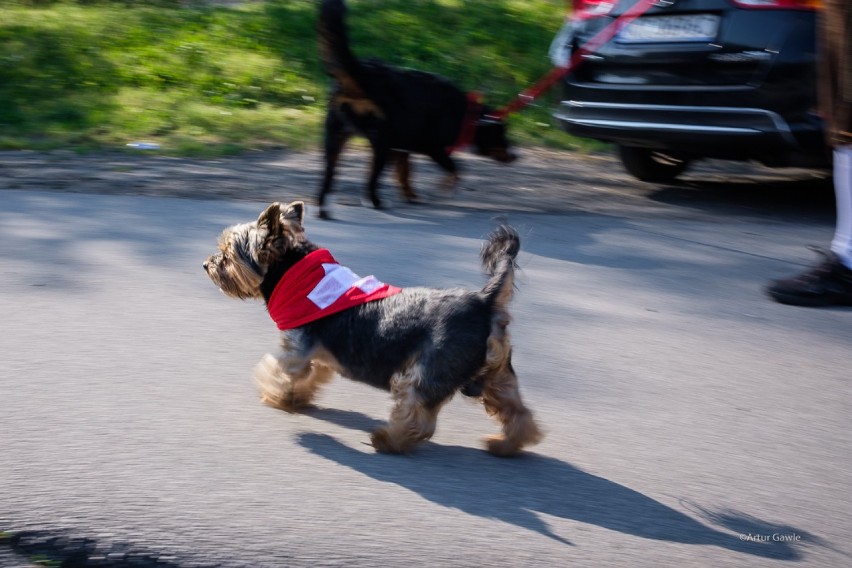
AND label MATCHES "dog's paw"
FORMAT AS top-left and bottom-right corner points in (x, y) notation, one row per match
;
(361, 196), (385, 211)
(259, 392), (315, 413)
(370, 429), (397, 453)
(254, 354), (296, 410)
(439, 173), (460, 195)
(483, 434), (523, 458)
(370, 428), (408, 454)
